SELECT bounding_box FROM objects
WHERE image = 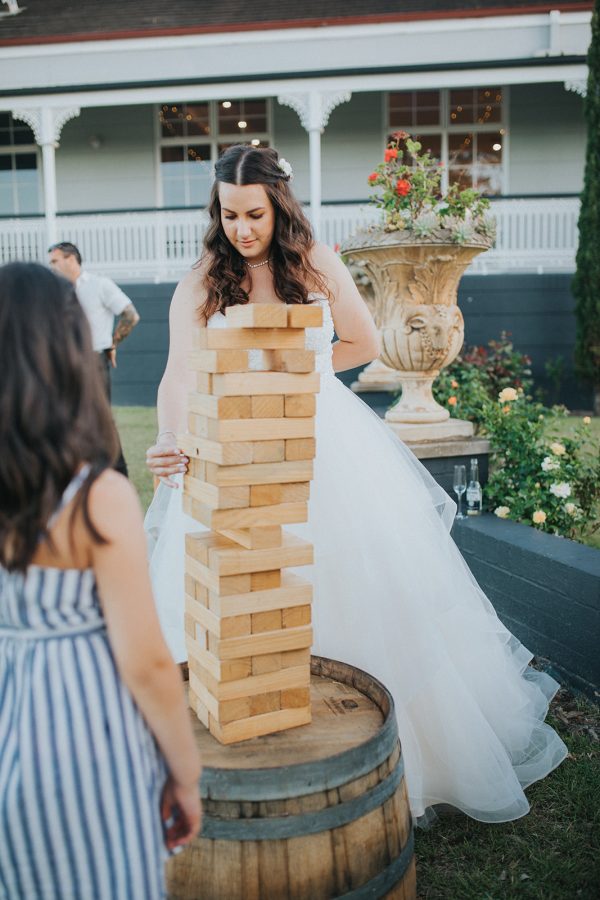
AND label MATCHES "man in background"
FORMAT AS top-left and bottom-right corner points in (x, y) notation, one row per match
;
(48, 241), (140, 476)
